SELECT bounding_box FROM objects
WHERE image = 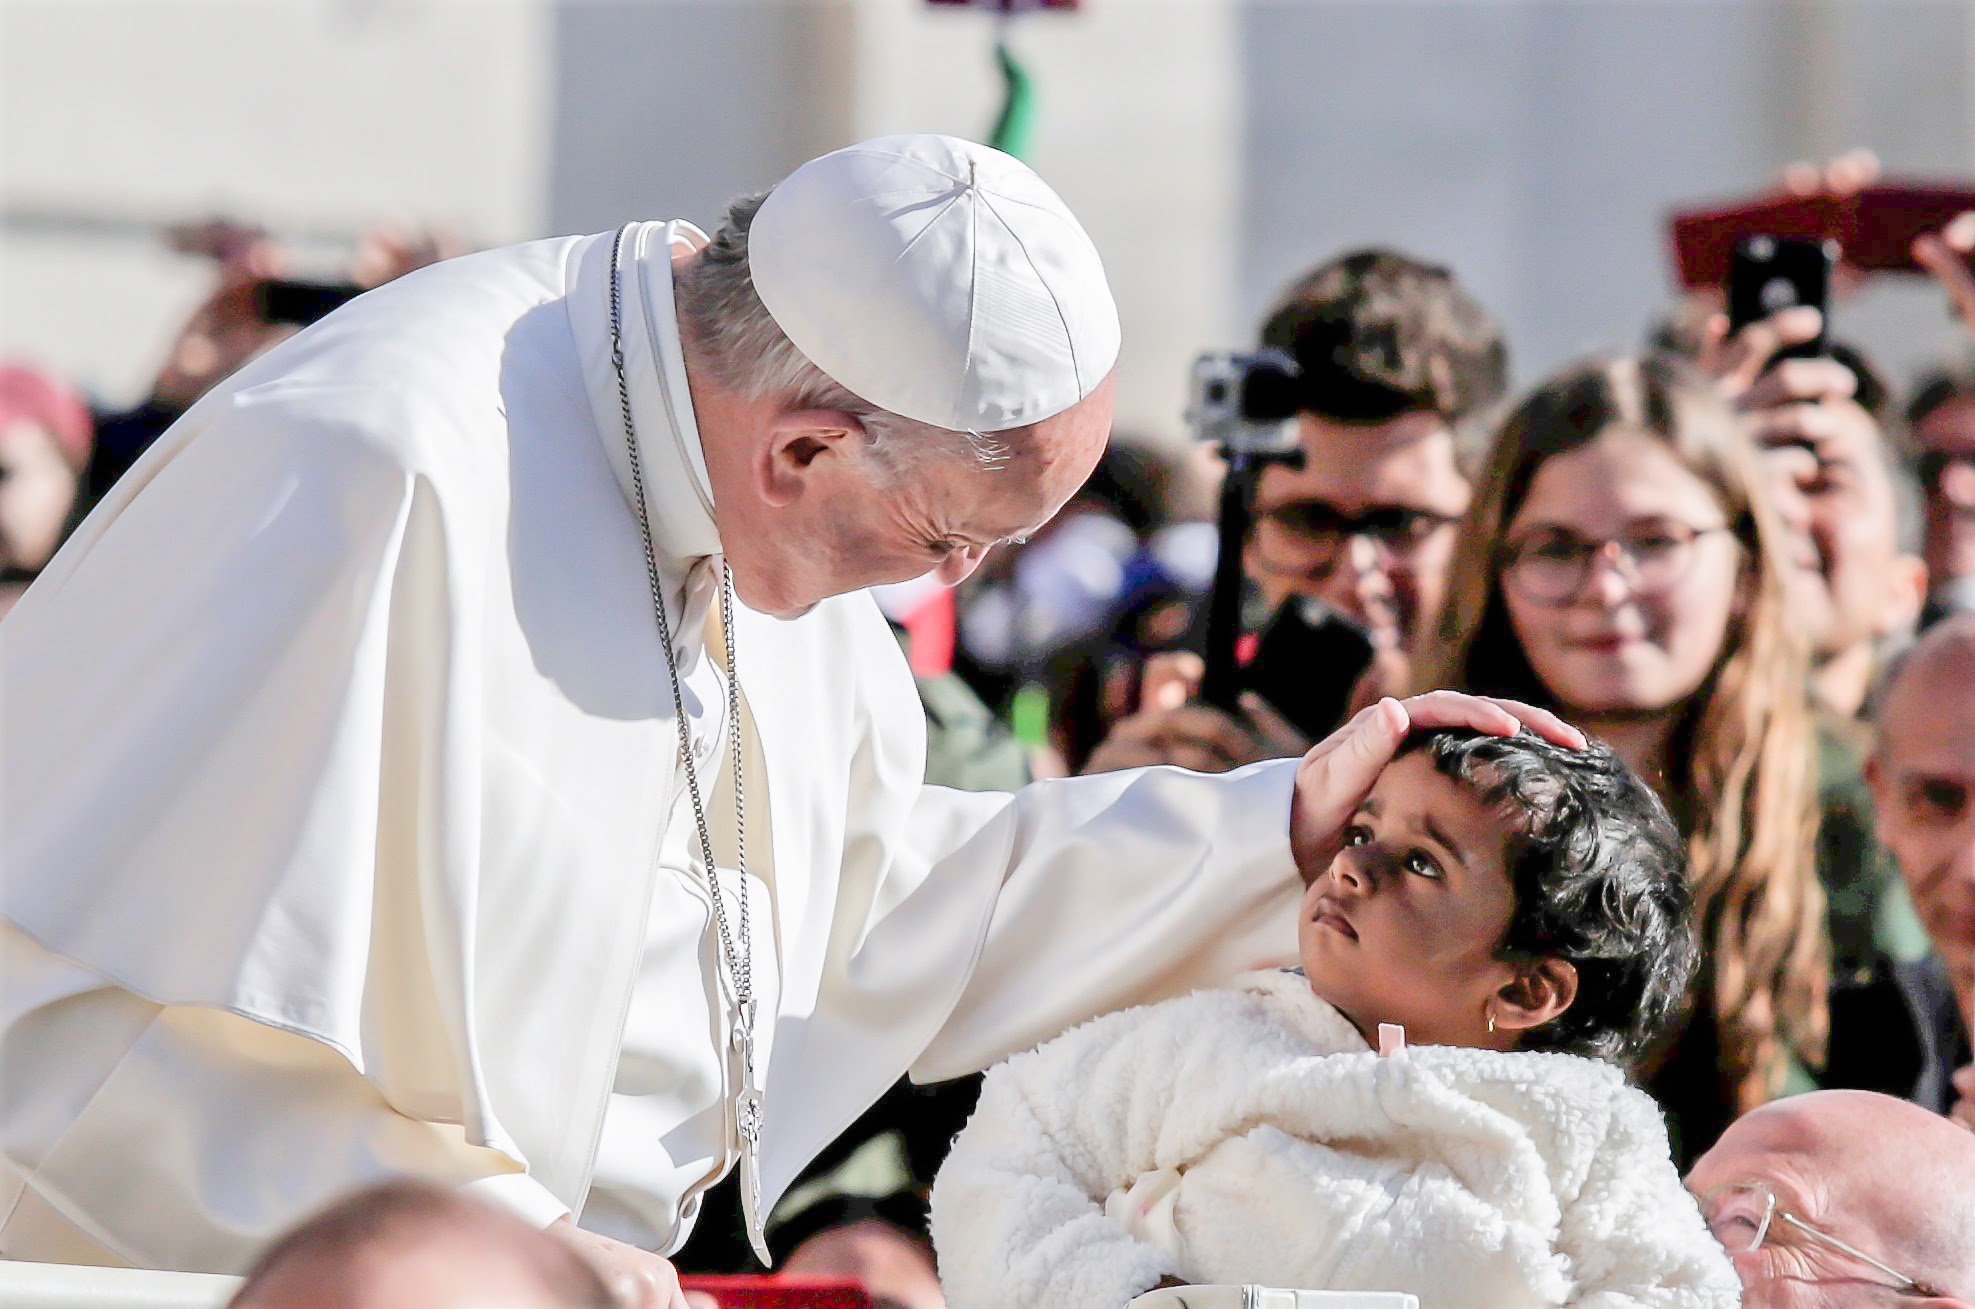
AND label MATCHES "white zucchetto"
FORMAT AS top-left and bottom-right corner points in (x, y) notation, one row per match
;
(747, 134), (1121, 435)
